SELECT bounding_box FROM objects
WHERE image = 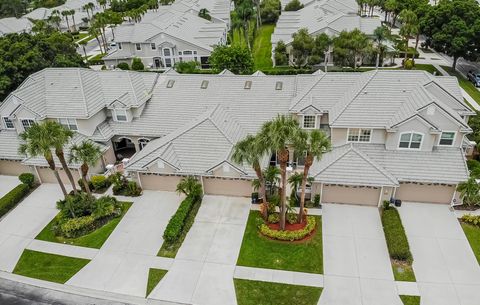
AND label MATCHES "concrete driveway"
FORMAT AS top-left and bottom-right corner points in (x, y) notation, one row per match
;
(319, 204), (402, 305)
(398, 203), (480, 305)
(150, 195), (251, 305)
(0, 184), (62, 272)
(0, 175), (20, 199)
